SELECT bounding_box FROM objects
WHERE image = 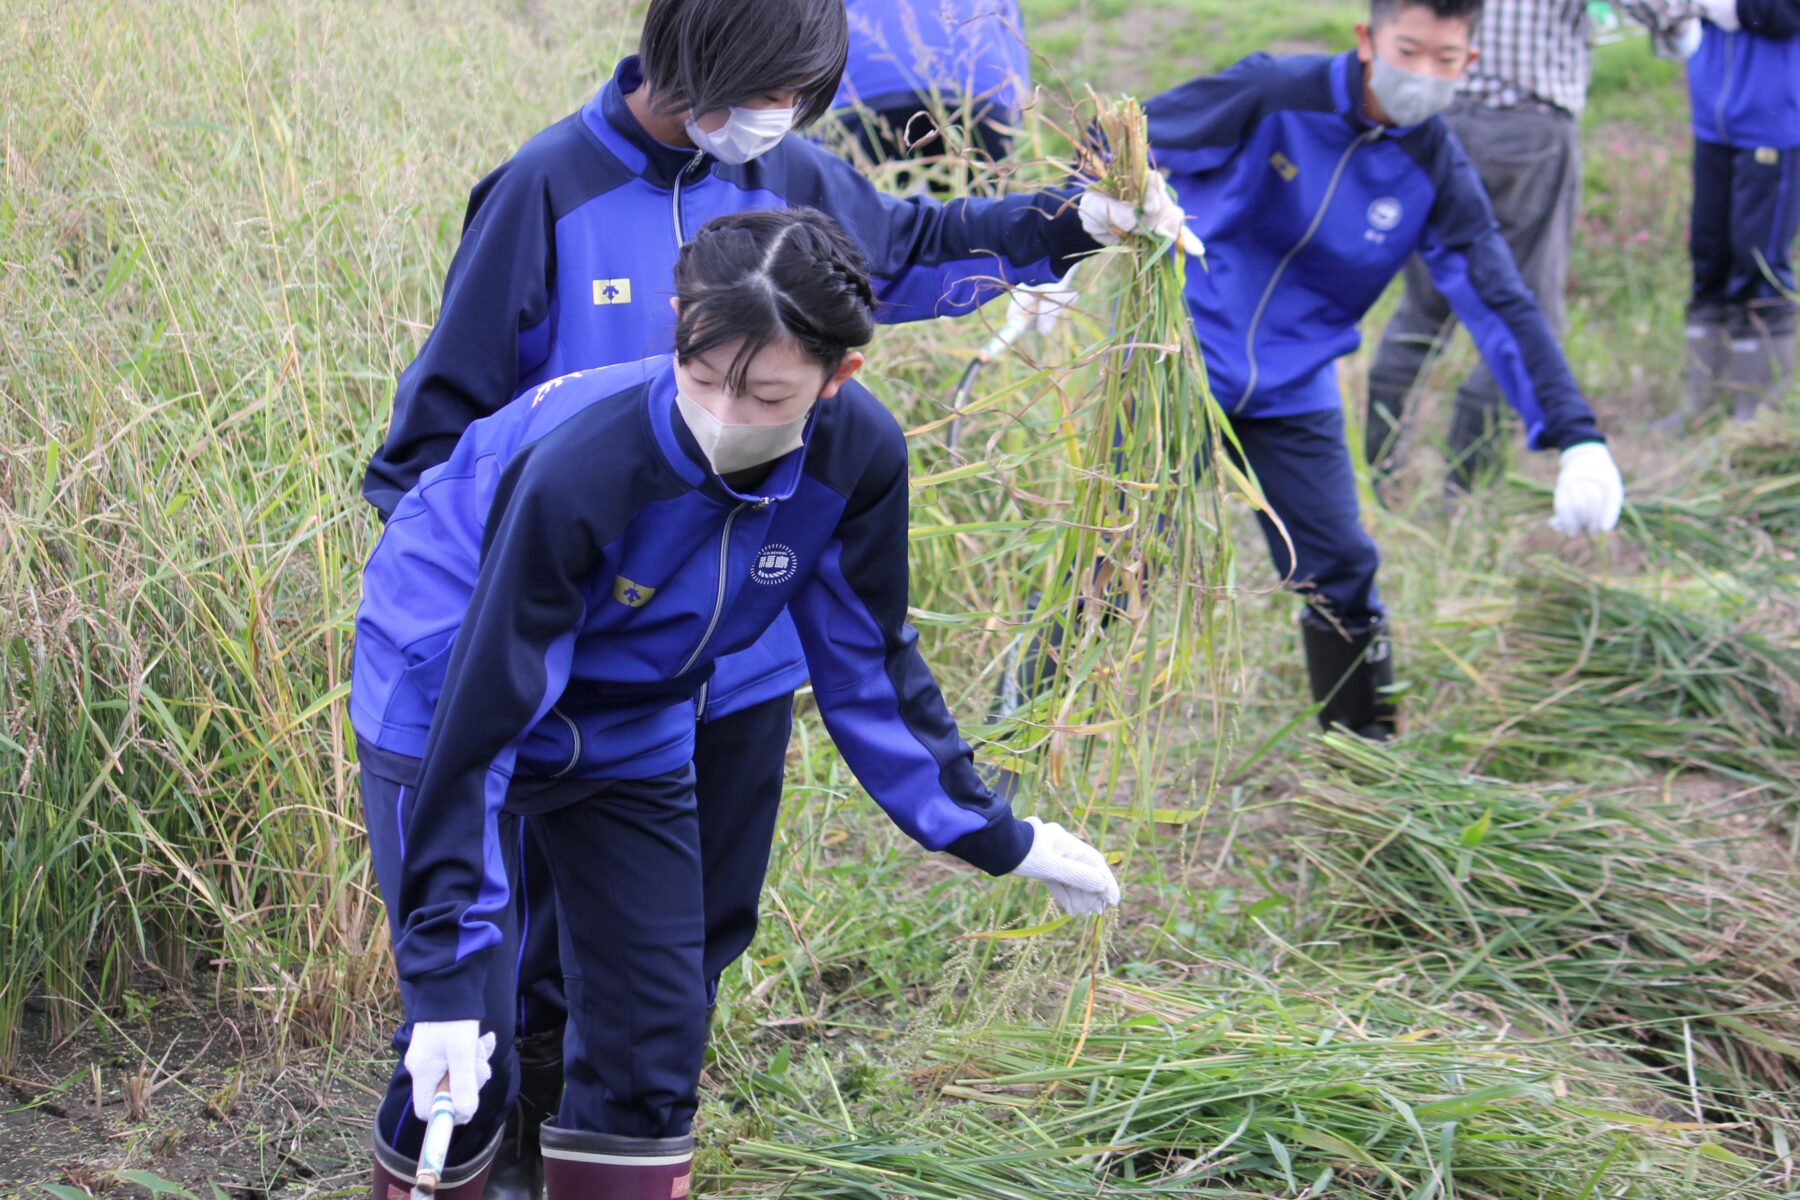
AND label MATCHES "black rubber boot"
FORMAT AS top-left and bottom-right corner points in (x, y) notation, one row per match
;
(1725, 329), (1796, 422)
(1654, 320), (1729, 433)
(486, 1028), (563, 1200)
(542, 1127), (694, 1200)
(371, 1121), (502, 1200)
(1300, 613), (1397, 740)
